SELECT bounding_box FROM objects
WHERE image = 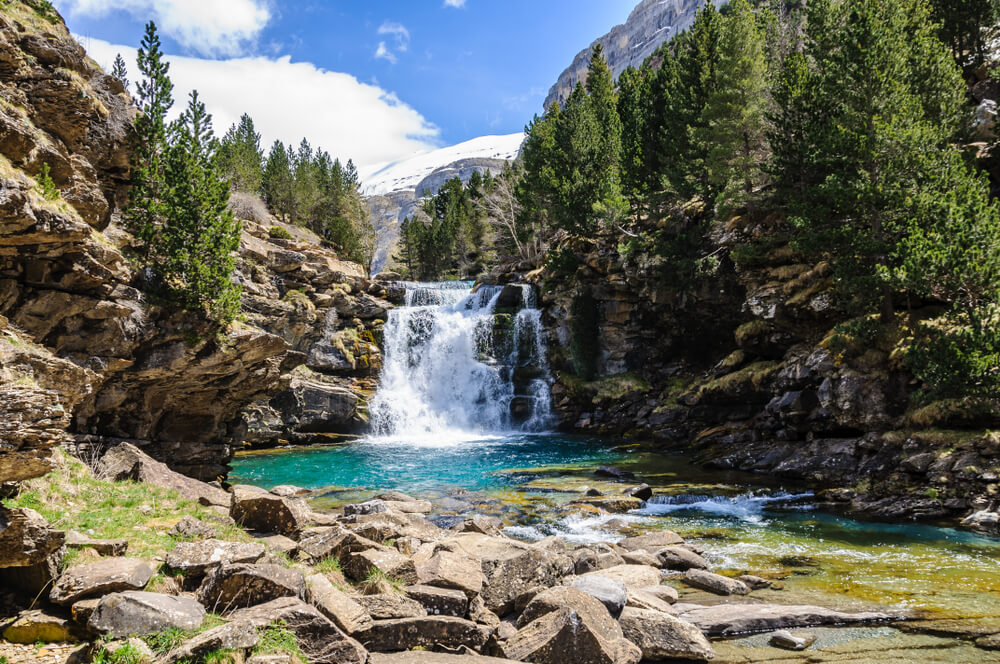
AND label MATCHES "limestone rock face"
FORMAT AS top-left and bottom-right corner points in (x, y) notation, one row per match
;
(544, 0), (726, 110)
